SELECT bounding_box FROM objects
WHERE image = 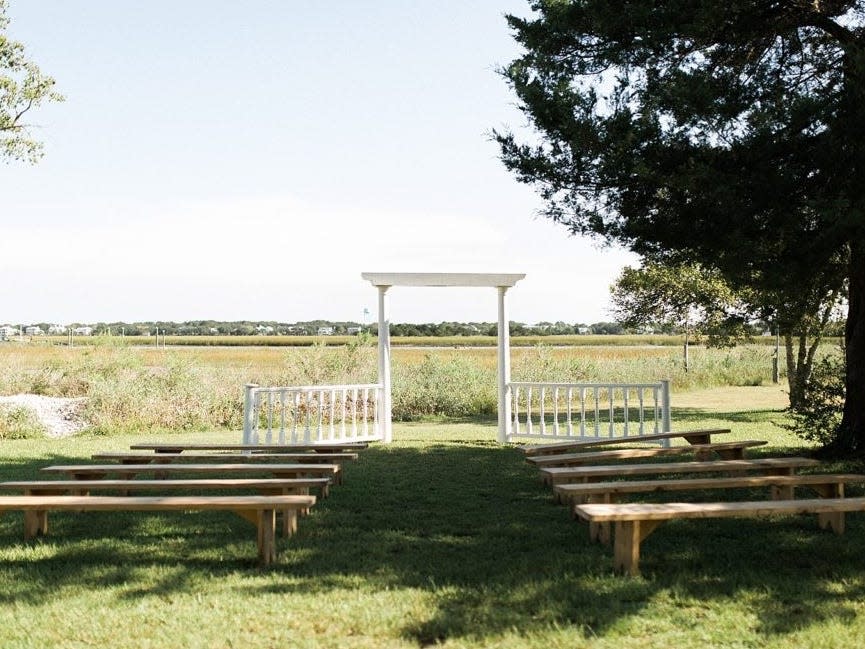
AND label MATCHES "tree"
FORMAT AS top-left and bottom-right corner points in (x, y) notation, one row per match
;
(611, 260), (844, 404)
(0, 0), (63, 163)
(496, 1), (865, 454)
(610, 261), (749, 371)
